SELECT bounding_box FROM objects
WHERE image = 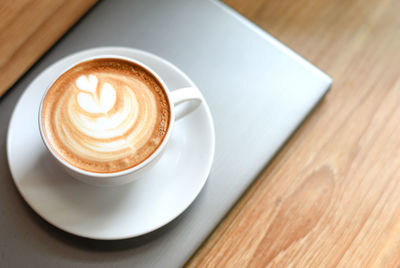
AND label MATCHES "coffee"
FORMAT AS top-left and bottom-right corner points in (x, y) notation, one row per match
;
(41, 58), (171, 173)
